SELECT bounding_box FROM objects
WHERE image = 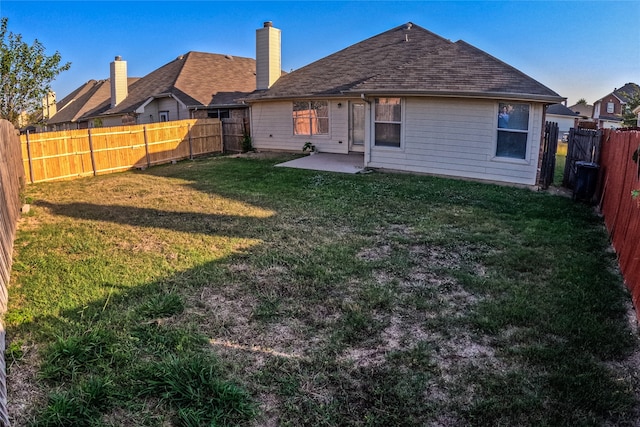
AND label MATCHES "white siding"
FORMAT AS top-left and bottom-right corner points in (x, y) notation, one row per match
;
(136, 98), (189, 124)
(546, 114), (575, 135)
(368, 98), (545, 186)
(251, 100), (349, 154)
